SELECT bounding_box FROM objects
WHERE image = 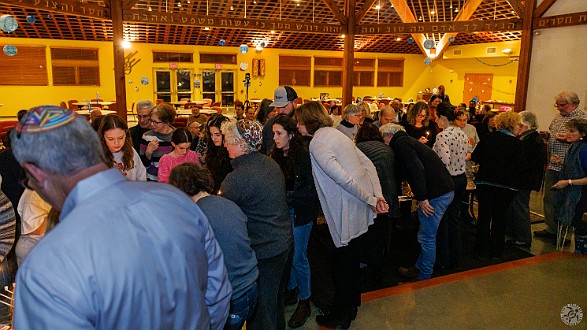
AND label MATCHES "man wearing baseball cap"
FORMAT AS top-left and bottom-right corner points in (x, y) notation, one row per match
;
(260, 86), (298, 154)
